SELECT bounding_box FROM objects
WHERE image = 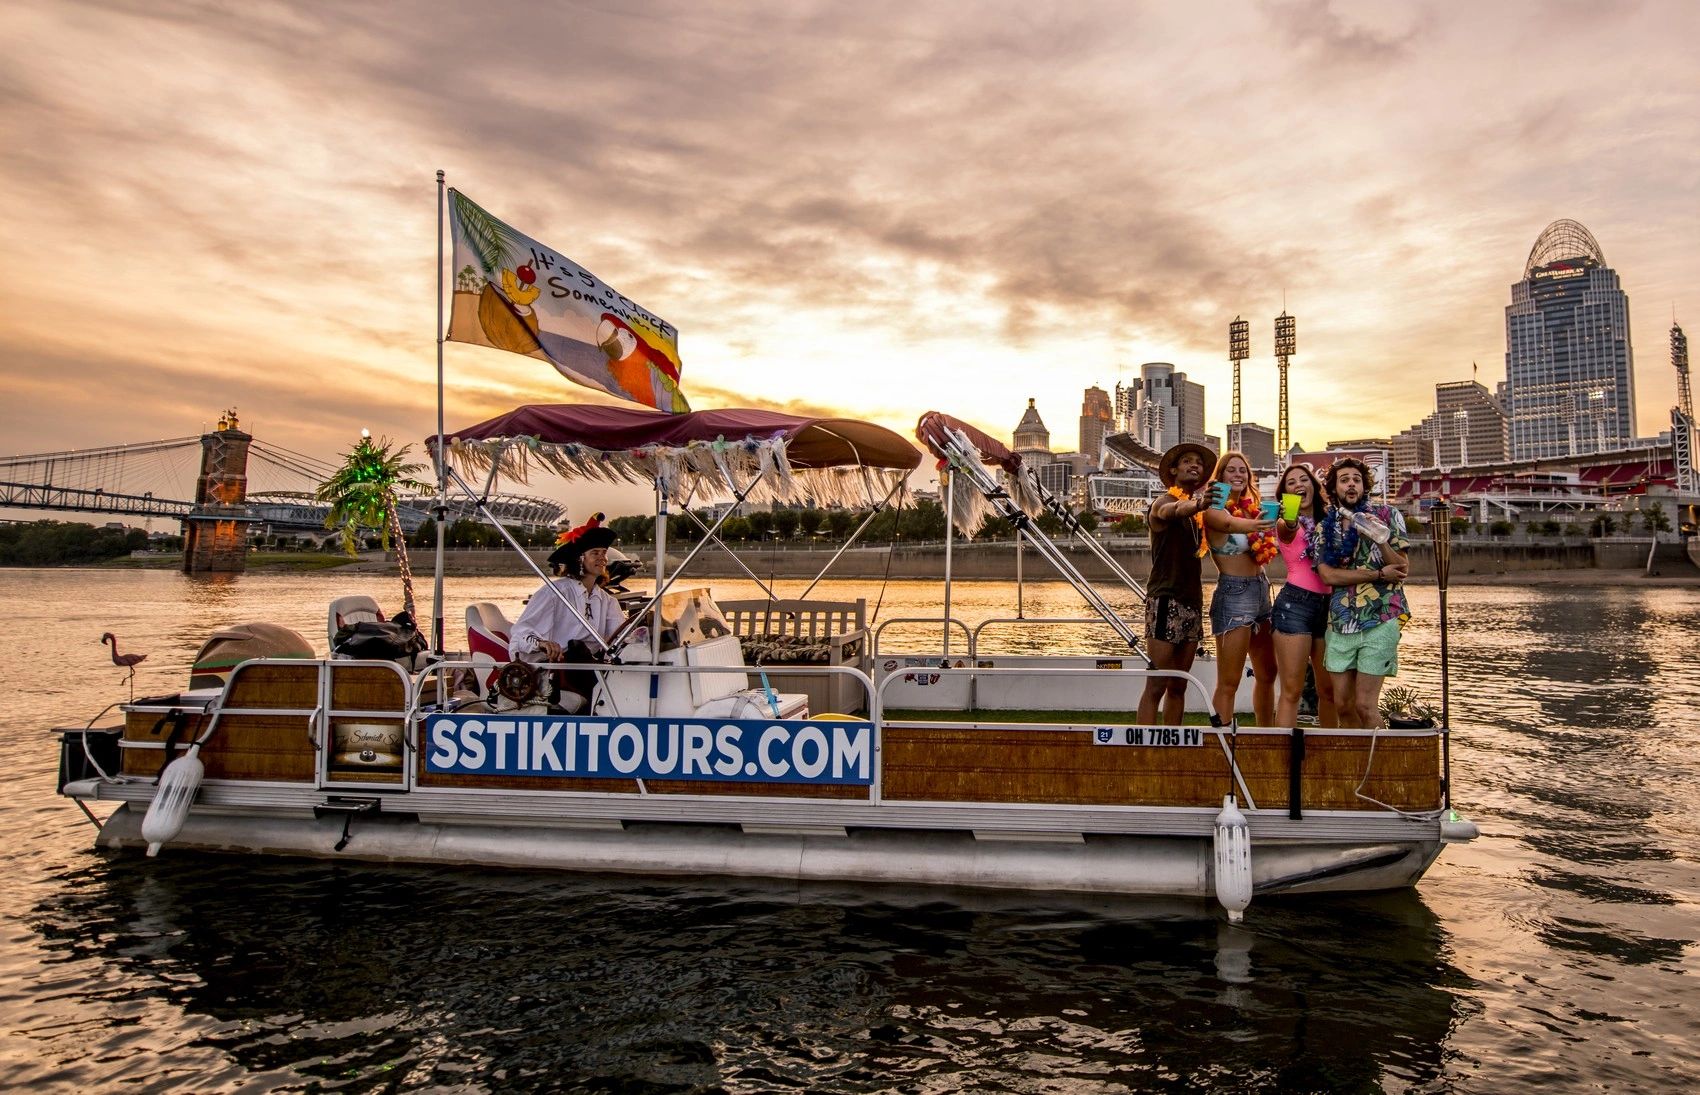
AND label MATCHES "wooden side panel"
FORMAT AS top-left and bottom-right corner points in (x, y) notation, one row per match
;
(411, 720), (1437, 810)
(209, 663), (320, 782)
(1237, 733), (1441, 813)
(225, 663), (320, 708)
(120, 664), (322, 783)
(881, 726), (1440, 812)
(121, 708), (209, 778)
(330, 664), (408, 711)
(200, 713), (317, 781)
